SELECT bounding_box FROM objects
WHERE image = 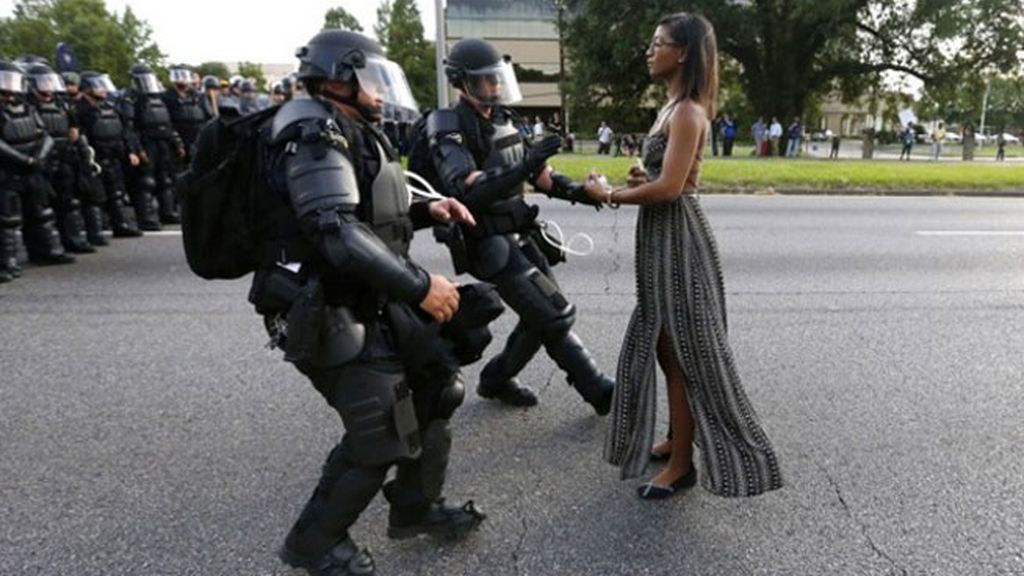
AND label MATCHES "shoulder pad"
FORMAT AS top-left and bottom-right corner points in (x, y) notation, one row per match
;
(272, 97), (332, 141)
(427, 108), (462, 138)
